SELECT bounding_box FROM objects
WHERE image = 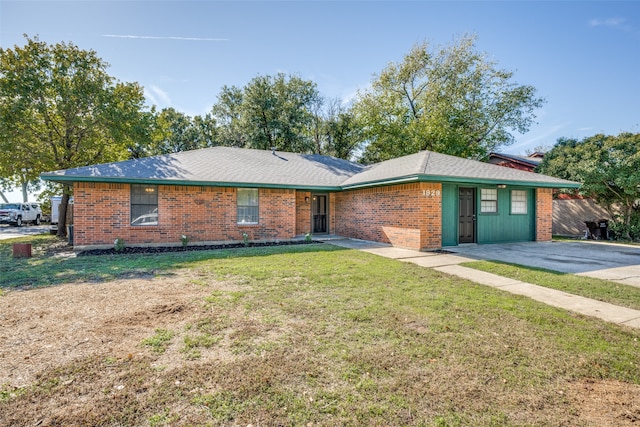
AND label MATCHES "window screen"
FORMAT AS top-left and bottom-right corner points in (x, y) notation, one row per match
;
(480, 188), (498, 213)
(131, 184), (158, 225)
(237, 188), (259, 224)
(511, 190), (528, 214)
